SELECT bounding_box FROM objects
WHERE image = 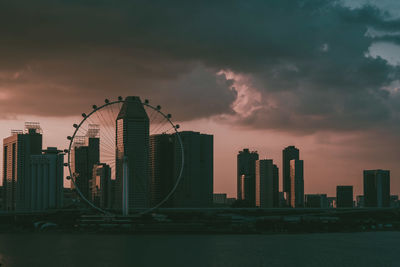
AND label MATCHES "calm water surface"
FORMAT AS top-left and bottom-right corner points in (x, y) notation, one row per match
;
(0, 232), (399, 267)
